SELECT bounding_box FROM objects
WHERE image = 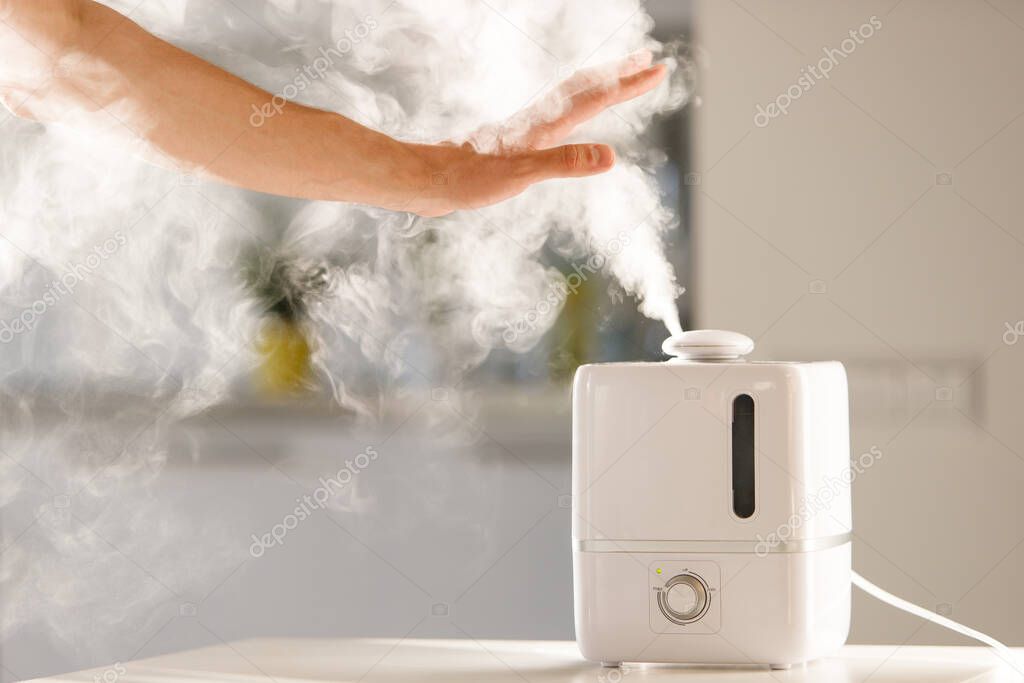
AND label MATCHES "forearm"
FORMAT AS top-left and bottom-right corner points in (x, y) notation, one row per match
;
(1, 0), (648, 216)
(0, 0), (426, 206)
